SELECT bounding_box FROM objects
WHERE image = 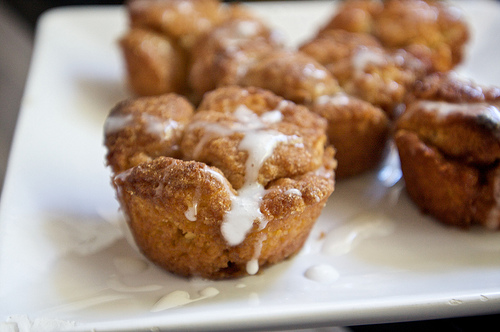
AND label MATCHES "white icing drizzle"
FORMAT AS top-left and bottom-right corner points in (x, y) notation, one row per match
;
(315, 92), (350, 106)
(202, 165), (234, 195)
(141, 114), (180, 141)
(352, 47), (387, 74)
(238, 129), (289, 187)
(184, 177), (204, 222)
(176, 0), (193, 14)
(189, 104), (295, 273)
(322, 212), (395, 256)
(151, 287), (219, 312)
(221, 183), (267, 246)
(246, 259), (259, 276)
(314, 165), (334, 179)
(246, 235), (266, 275)
(104, 113), (134, 134)
(104, 112), (180, 143)
(184, 202), (198, 221)
(303, 63), (328, 80)
(260, 109), (284, 123)
(219, 20), (262, 56)
(285, 188), (302, 197)
(220, 106), (291, 247)
(304, 264), (340, 283)
(235, 20), (260, 38)
(417, 100), (500, 121)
